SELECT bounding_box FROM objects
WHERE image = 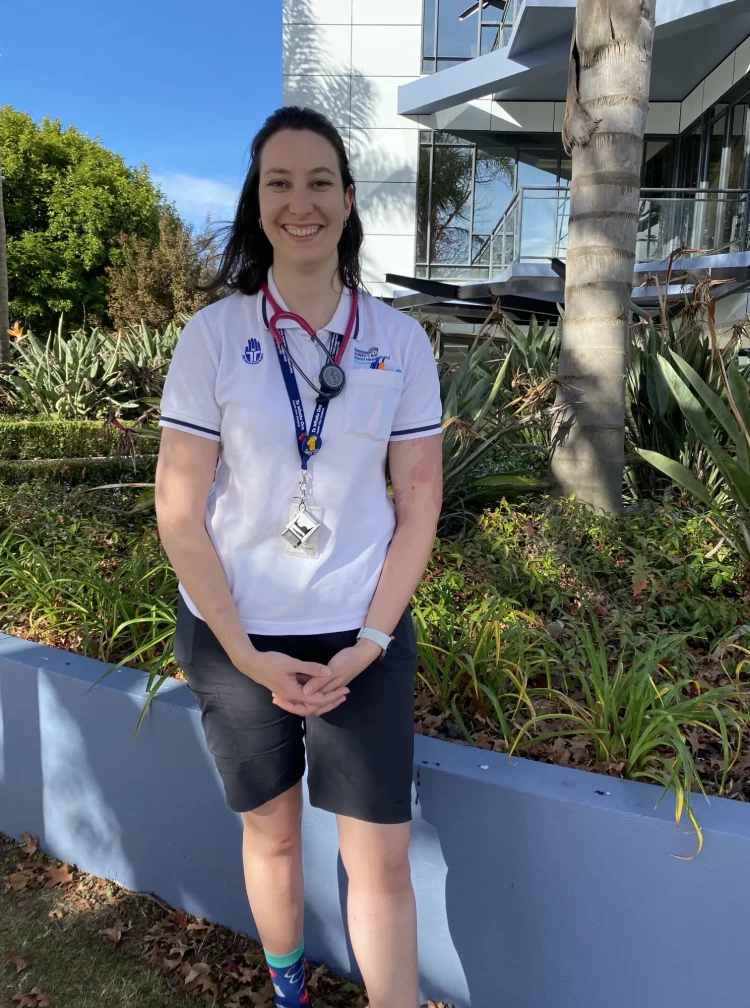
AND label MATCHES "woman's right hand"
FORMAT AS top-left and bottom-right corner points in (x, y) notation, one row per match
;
(238, 650), (349, 715)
